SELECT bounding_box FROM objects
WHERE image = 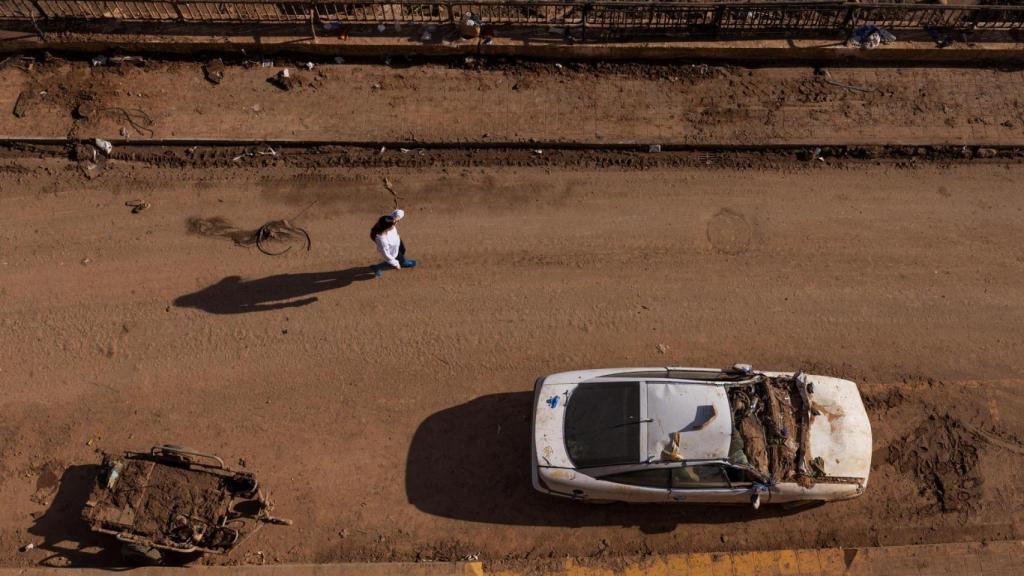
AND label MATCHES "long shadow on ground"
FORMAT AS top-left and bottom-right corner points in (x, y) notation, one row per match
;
(406, 392), (811, 533)
(173, 267), (374, 314)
